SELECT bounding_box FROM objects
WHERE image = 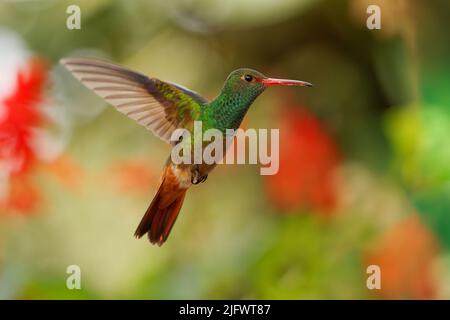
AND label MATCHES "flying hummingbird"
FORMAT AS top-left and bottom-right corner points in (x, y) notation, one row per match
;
(60, 58), (312, 246)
